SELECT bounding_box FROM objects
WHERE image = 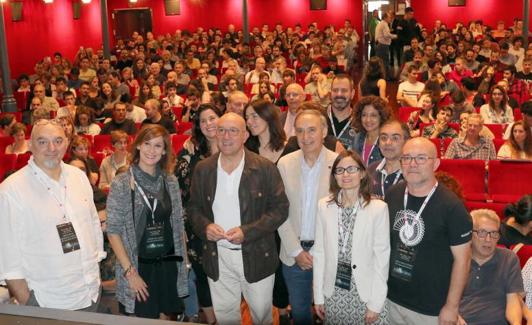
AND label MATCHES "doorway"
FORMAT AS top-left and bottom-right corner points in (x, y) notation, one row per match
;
(363, 0), (394, 61)
(112, 8), (153, 41)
